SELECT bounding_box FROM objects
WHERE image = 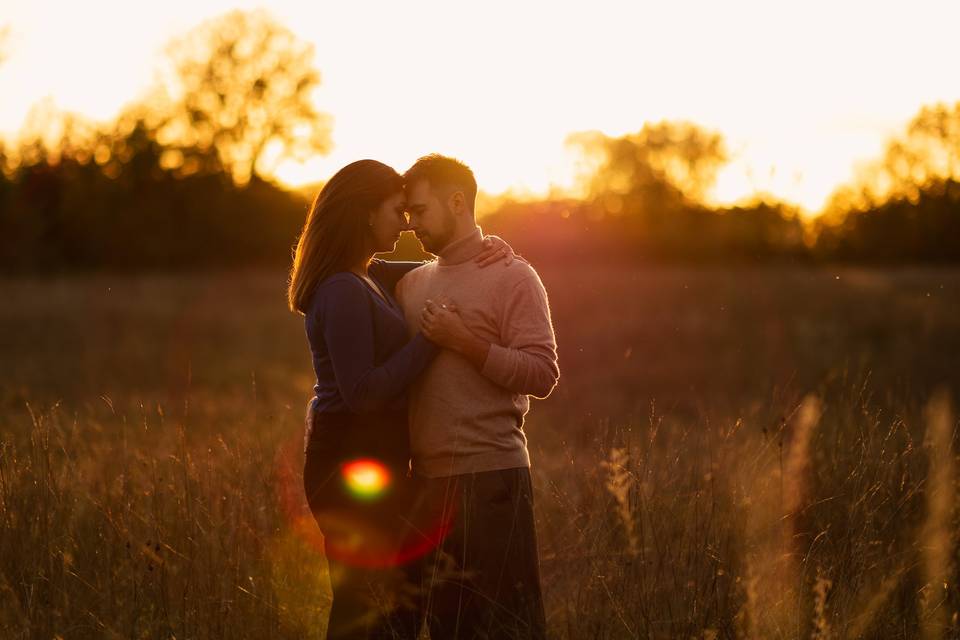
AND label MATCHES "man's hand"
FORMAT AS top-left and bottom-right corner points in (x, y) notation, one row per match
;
(420, 298), (491, 369)
(420, 298), (469, 348)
